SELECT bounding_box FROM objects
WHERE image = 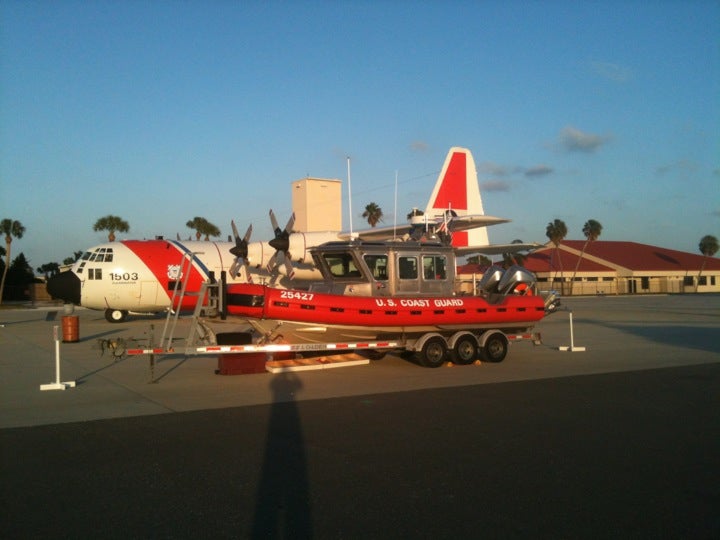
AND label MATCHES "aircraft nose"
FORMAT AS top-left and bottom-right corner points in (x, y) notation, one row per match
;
(47, 271), (81, 305)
